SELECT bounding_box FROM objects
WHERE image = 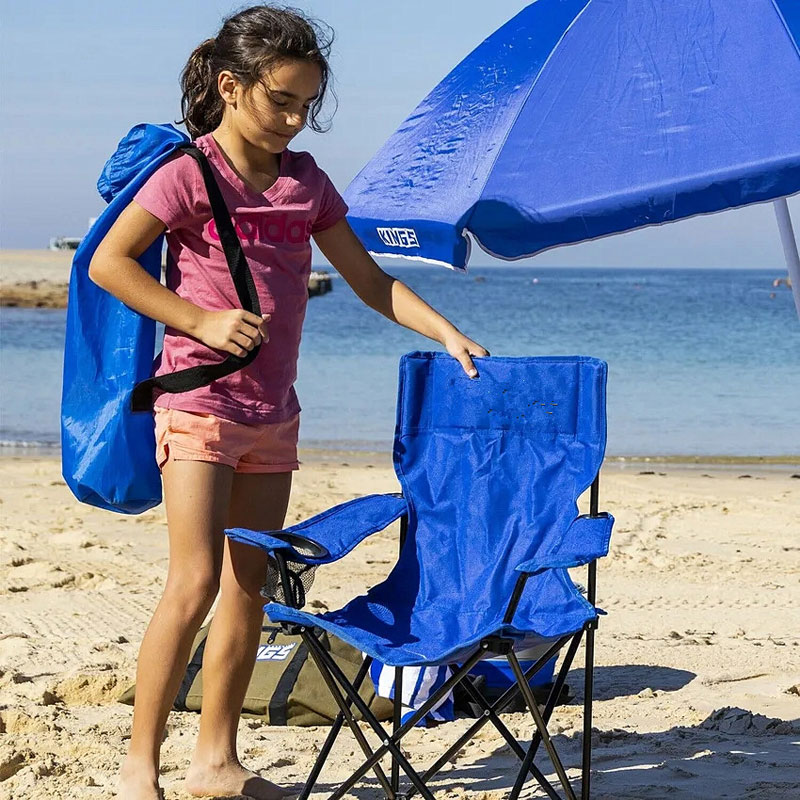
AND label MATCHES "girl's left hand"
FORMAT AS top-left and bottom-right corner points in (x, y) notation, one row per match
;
(443, 331), (490, 378)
